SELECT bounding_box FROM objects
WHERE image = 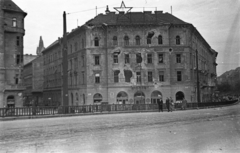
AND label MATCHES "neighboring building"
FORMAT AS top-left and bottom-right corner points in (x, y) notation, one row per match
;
(23, 54), (37, 65)
(0, 0), (27, 108)
(42, 4), (218, 106)
(22, 36), (44, 106)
